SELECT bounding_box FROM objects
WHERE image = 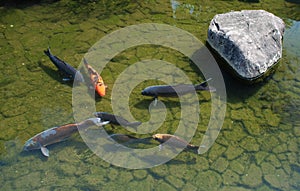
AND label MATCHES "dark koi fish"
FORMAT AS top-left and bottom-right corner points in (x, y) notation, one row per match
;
(152, 133), (199, 152)
(94, 112), (142, 128)
(23, 118), (109, 157)
(141, 78), (215, 104)
(44, 48), (84, 82)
